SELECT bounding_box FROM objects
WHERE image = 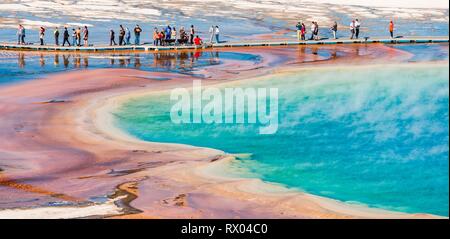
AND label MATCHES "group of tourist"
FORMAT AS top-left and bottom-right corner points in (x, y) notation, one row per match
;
(109, 25), (143, 46)
(151, 25), (191, 46)
(296, 21), (321, 41)
(16, 23), (216, 47)
(33, 26), (89, 46)
(66, 27), (89, 46)
(150, 25), (219, 47)
(349, 19), (361, 39)
(296, 19), (395, 41)
(15, 19), (396, 47)
(109, 24), (218, 47)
